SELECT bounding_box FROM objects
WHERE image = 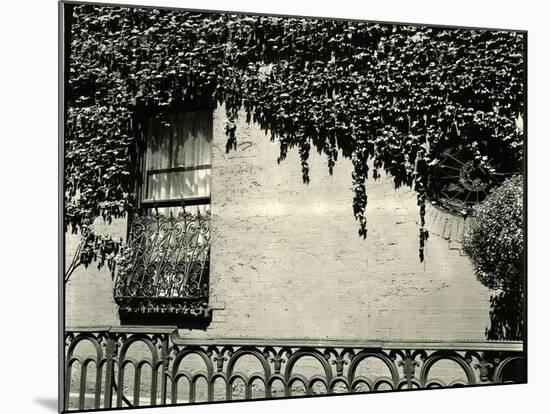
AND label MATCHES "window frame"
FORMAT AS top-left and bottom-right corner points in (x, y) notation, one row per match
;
(135, 105), (214, 212)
